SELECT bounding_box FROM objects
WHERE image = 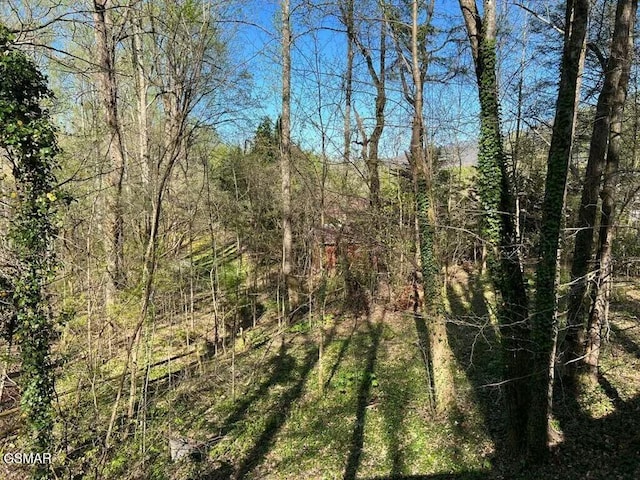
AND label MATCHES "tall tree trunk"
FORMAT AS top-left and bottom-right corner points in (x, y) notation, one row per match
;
(93, 0), (126, 306)
(529, 0), (590, 461)
(280, 0), (294, 318)
(107, 2), (211, 439)
(131, 9), (152, 243)
(364, 22), (385, 212)
(409, 0), (455, 415)
(126, 80), (187, 421)
(343, 0), (353, 166)
(458, 0), (530, 455)
(565, 0), (637, 385)
(584, 0), (637, 382)
(565, 0), (637, 386)
(342, 0), (386, 278)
